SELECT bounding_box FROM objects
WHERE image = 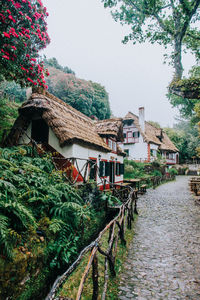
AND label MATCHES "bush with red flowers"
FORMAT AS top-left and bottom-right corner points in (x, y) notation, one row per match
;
(0, 0), (50, 88)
